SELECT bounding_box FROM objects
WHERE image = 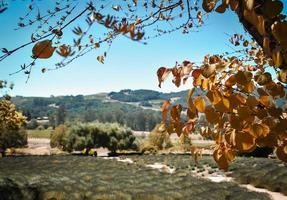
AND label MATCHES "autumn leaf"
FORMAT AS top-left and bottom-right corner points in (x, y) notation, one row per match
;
(194, 96), (206, 112)
(202, 0), (217, 12)
(234, 131), (256, 152)
(157, 67), (171, 88)
(32, 40), (55, 59)
(161, 99), (170, 122)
